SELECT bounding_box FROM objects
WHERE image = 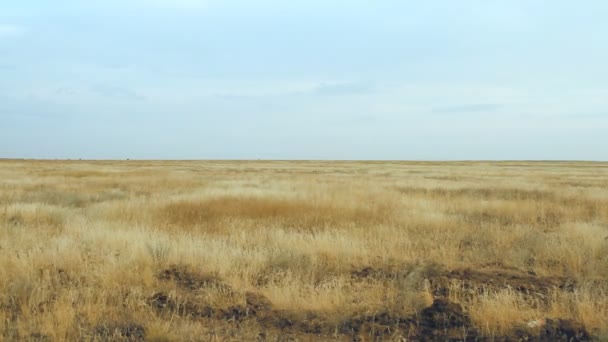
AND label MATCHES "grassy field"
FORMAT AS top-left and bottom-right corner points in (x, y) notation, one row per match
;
(1, 160), (607, 341)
